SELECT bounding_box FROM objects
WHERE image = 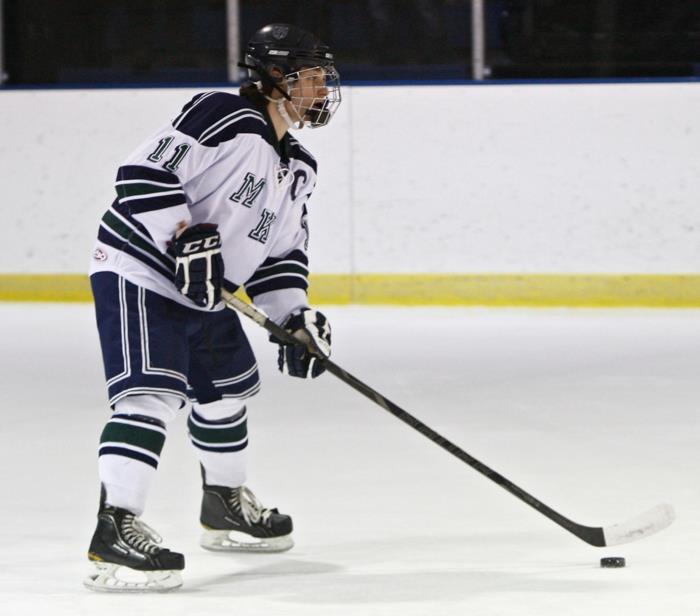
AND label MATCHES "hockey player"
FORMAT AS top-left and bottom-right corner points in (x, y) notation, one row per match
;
(84, 23), (341, 592)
